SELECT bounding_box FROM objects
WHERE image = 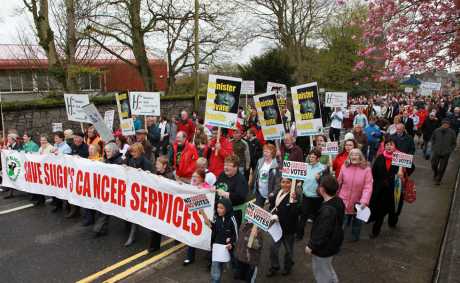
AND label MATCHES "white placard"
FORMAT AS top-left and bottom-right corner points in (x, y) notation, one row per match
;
(244, 202), (272, 231)
(420, 81), (441, 91)
(52, 123), (63, 133)
(120, 118), (136, 136)
(82, 103), (115, 142)
(241, 80), (255, 95)
(321, 142), (339, 155)
(64, 94), (90, 123)
(104, 110), (115, 130)
(350, 105), (368, 112)
(129, 92), (161, 116)
(253, 92), (285, 140)
(281, 160), (308, 180)
(391, 152), (414, 168)
(325, 92), (348, 108)
(404, 87), (413, 93)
